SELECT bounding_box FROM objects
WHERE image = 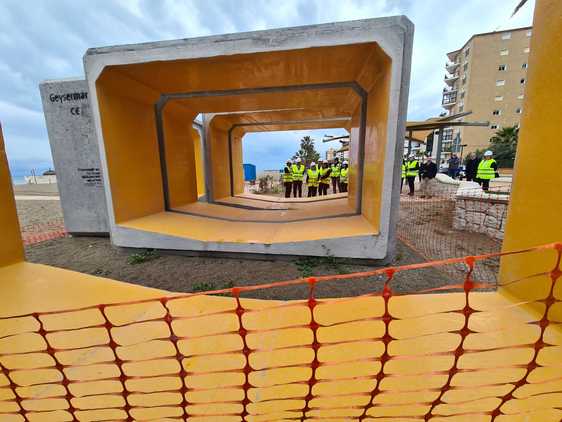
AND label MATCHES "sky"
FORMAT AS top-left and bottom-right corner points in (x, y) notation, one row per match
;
(0, 0), (535, 177)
